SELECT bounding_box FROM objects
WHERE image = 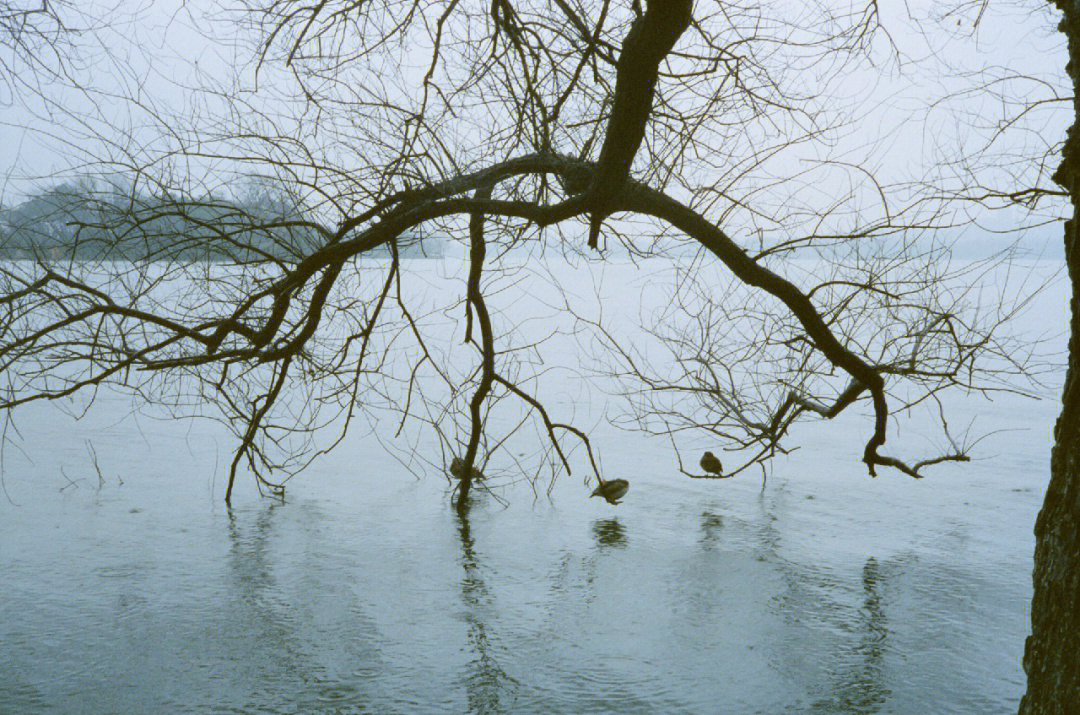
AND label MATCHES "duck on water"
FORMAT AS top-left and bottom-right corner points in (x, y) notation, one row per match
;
(449, 457), (484, 481)
(591, 479), (630, 505)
